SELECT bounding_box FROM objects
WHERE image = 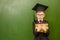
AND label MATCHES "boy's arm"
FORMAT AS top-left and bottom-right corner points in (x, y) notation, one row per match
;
(32, 22), (40, 37)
